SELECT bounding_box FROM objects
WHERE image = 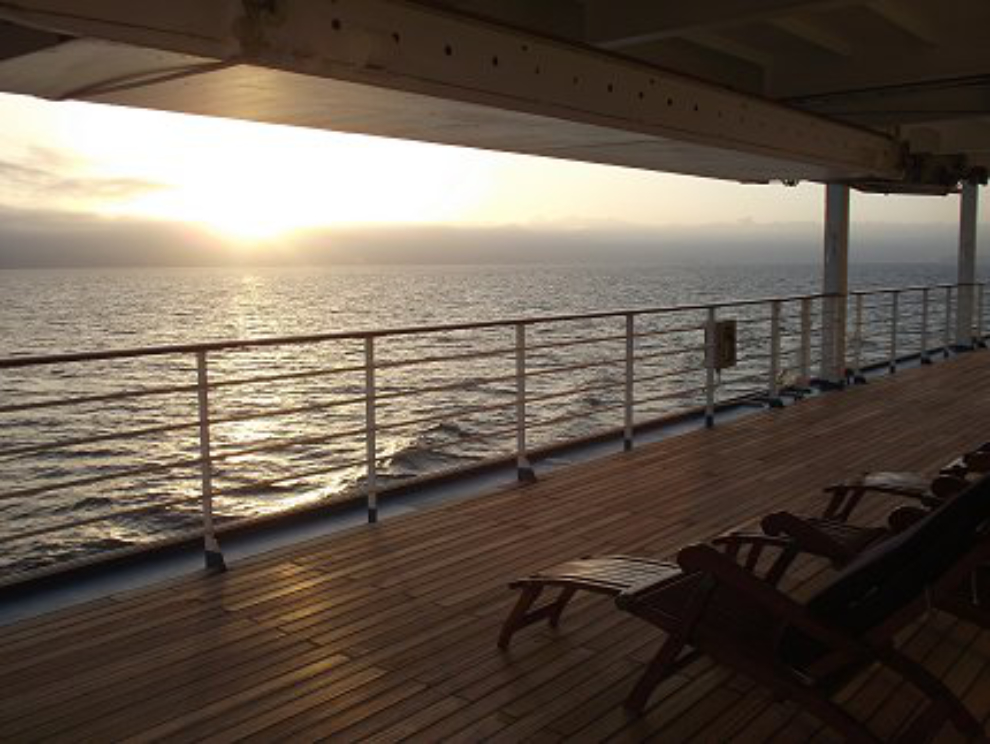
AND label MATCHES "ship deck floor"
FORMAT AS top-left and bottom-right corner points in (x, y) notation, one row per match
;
(4, 351), (990, 742)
